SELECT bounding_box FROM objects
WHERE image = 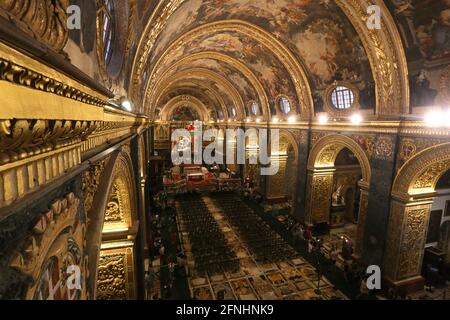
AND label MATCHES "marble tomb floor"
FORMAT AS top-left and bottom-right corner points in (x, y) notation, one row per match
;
(175, 194), (347, 300)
